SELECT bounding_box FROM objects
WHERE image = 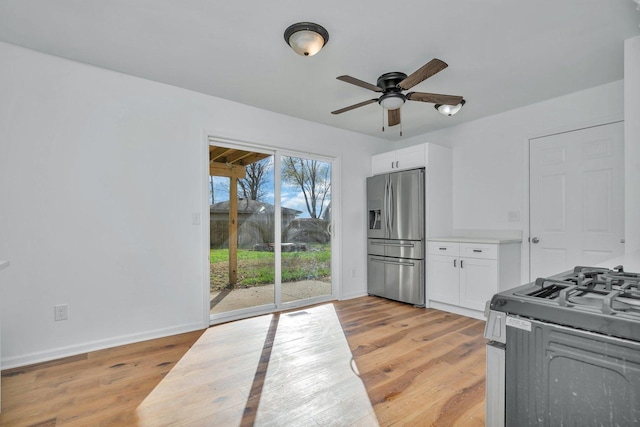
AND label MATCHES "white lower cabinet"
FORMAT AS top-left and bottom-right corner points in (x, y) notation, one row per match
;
(427, 254), (459, 305)
(427, 240), (520, 318)
(459, 257), (498, 311)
